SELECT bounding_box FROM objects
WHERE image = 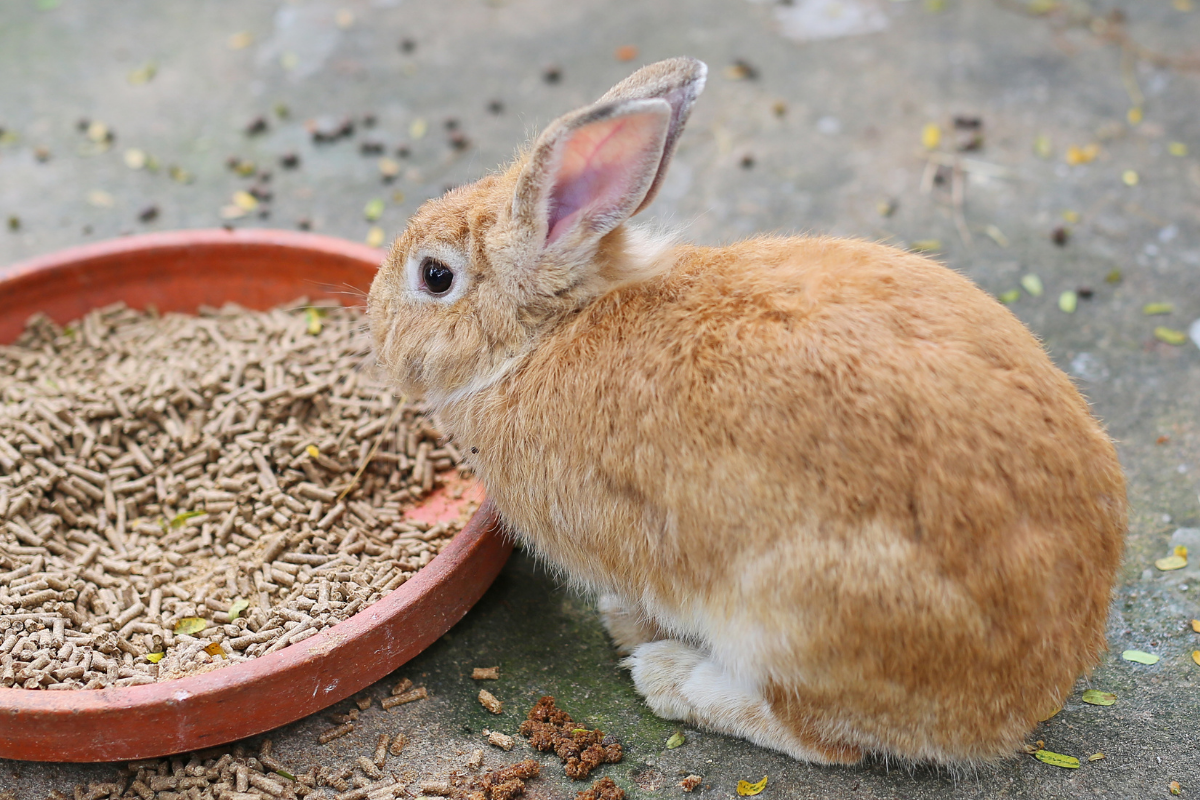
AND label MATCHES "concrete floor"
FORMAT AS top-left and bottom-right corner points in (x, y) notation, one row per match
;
(2, 0), (1200, 797)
